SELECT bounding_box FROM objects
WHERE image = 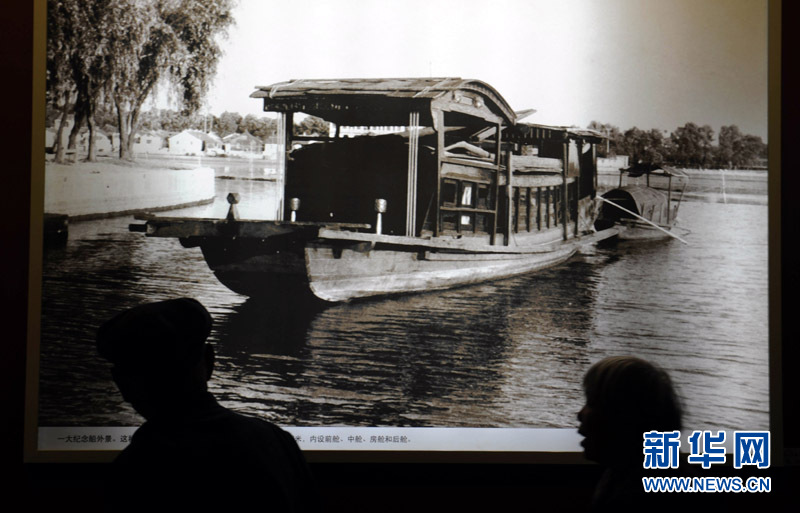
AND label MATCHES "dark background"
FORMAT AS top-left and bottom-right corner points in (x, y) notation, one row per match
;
(2, 2), (797, 511)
